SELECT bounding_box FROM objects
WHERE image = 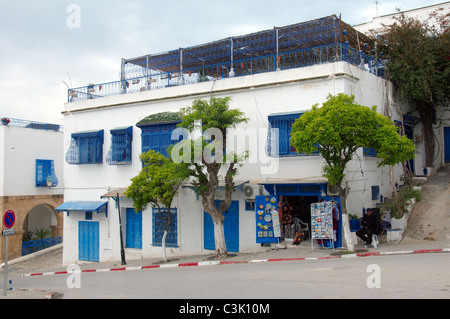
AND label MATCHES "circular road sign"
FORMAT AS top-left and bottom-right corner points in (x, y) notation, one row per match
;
(3, 210), (15, 229)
